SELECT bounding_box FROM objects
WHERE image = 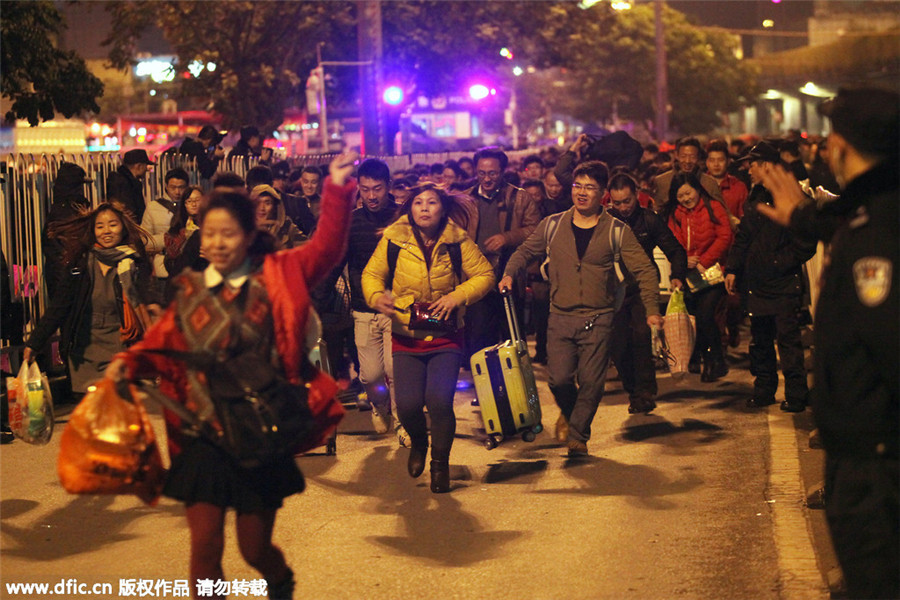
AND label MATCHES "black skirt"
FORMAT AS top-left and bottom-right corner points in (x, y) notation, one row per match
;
(163, 437), (306, 513)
